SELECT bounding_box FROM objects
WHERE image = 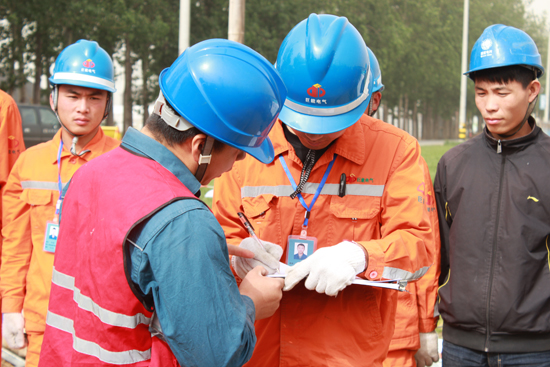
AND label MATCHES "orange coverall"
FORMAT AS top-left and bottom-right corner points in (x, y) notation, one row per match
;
(0, 89), (26, 334)
(1, 128), (119, 367)
(213, 117), (436, 367)
(384, 160), (440, 367)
